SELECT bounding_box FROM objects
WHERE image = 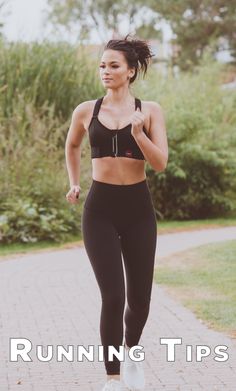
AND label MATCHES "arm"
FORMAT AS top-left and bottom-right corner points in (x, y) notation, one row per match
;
(133, 102), (168, 172)
(65, 103), (87, 187)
